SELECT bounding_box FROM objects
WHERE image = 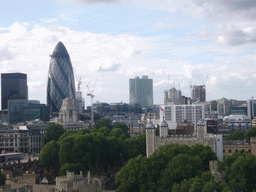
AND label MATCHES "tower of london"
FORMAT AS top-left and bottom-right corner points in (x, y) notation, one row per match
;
(146, 118), (223, 161)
